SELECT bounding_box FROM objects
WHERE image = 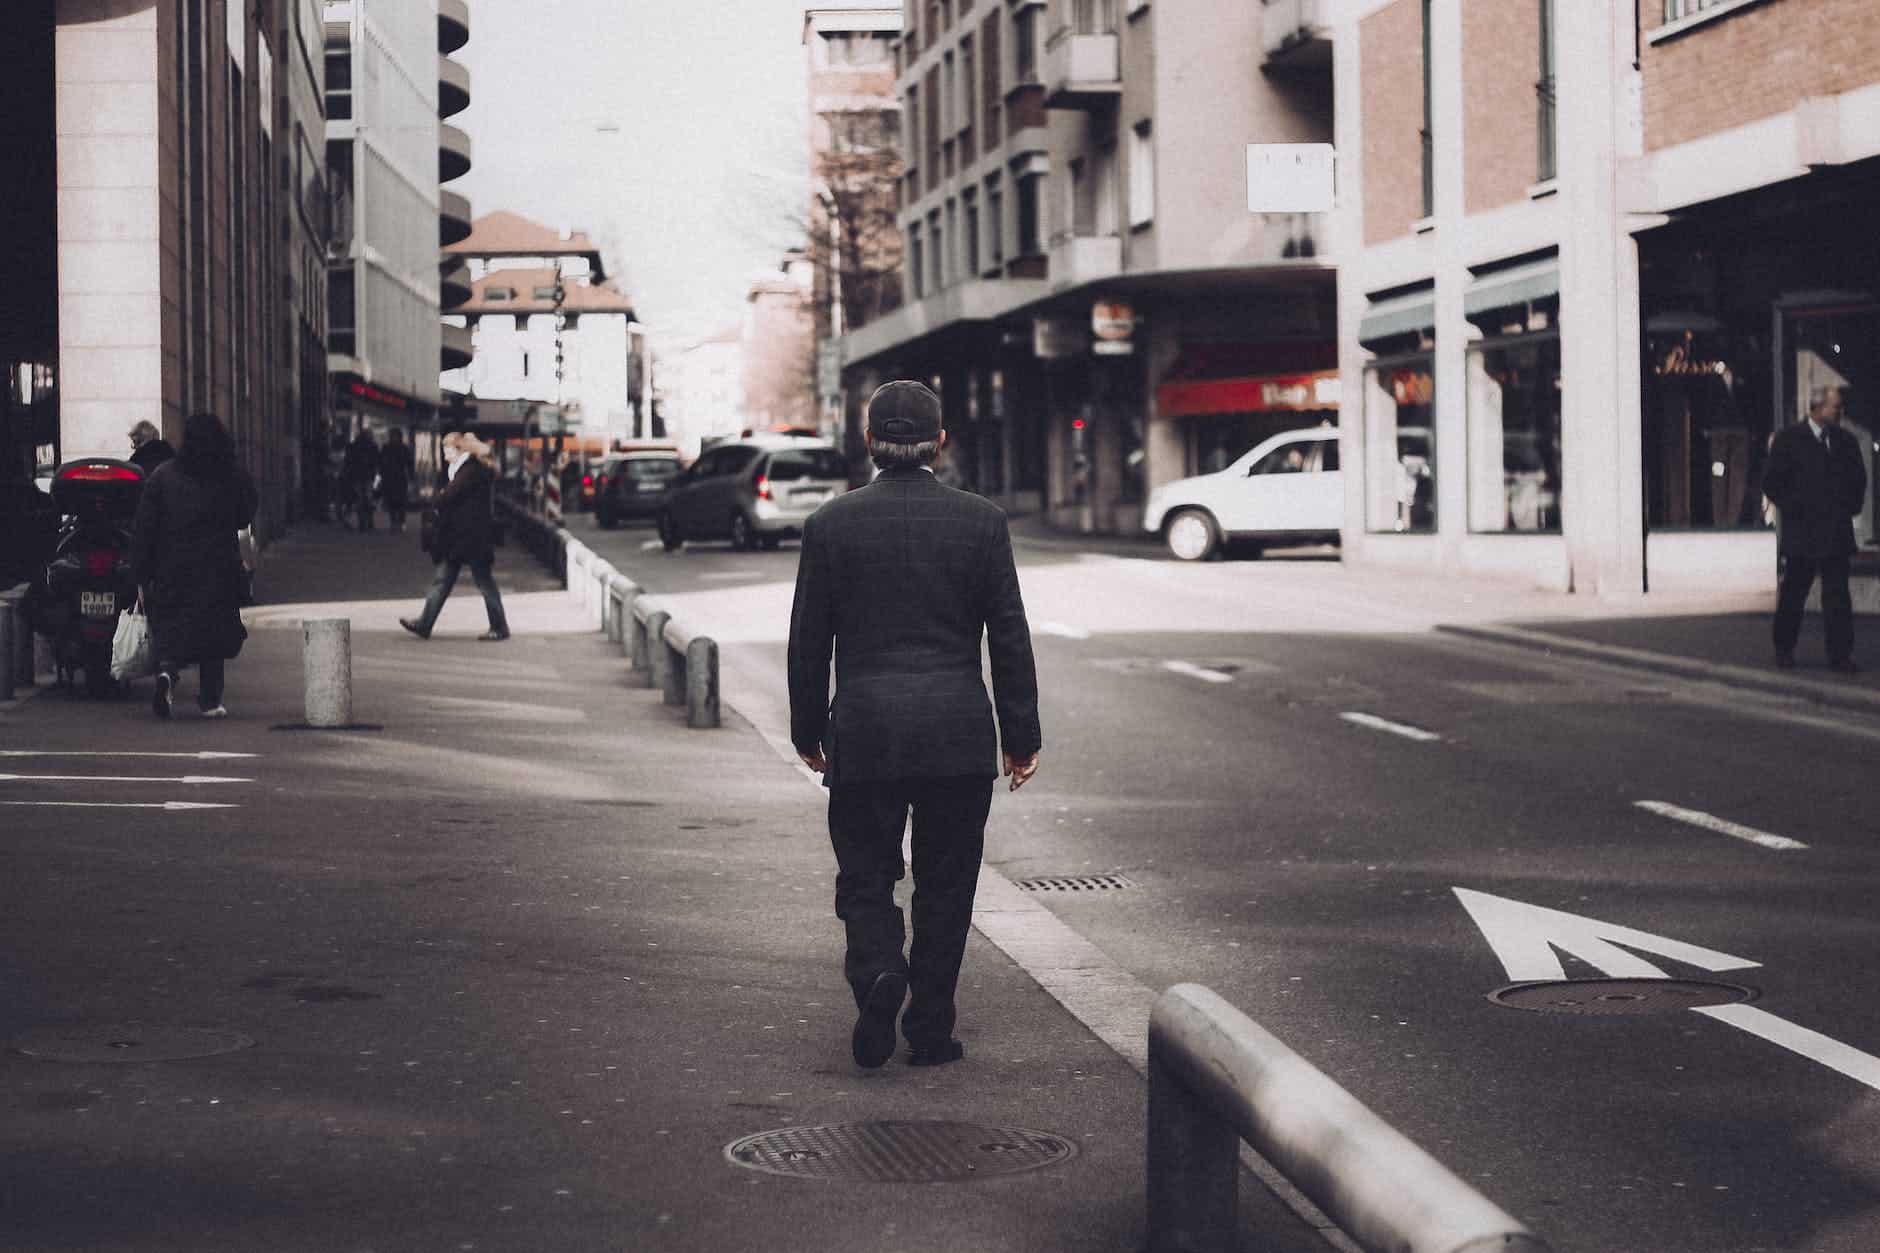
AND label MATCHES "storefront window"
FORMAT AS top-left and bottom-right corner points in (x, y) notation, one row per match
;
(1467, 334), (1561, 532)
(1784, 305), (1877, 552)
(1643, 327), (1770, 530)
(1364, 357), (1436, 532)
